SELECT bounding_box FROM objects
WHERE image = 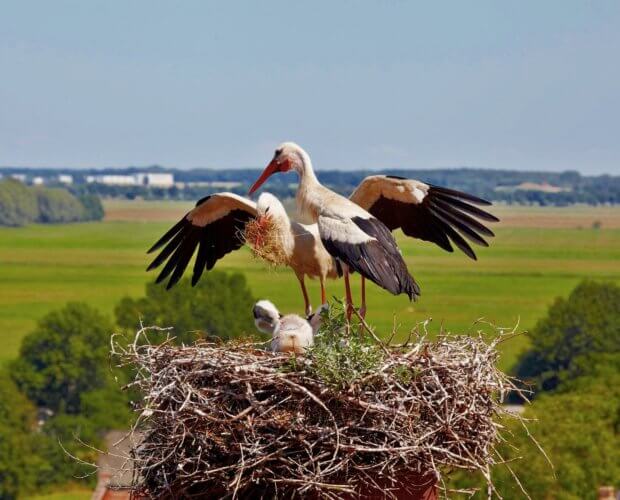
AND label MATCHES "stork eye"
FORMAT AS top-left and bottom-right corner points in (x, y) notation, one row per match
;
(274, 148), (282, 158)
